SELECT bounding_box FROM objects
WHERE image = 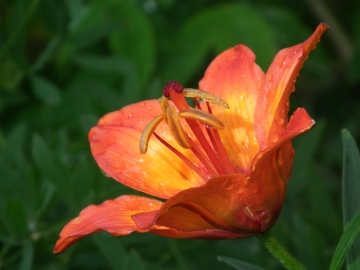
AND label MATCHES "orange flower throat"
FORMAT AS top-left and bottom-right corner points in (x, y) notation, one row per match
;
(140, 81), (237, 182)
